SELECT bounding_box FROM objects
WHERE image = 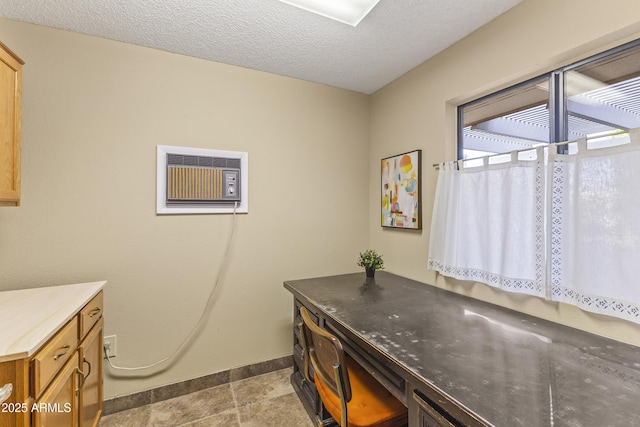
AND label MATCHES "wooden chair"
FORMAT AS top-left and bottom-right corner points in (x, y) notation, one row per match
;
(298, 306), (408, 427)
